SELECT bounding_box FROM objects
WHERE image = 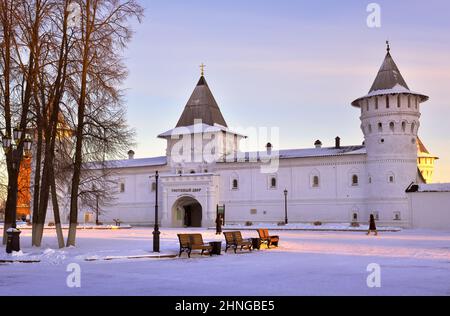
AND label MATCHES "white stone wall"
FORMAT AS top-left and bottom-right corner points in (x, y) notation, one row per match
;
(408, 192), (450, 230)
